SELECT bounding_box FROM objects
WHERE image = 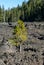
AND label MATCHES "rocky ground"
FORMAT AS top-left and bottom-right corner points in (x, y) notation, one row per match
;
(0, 22), (44, 65)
